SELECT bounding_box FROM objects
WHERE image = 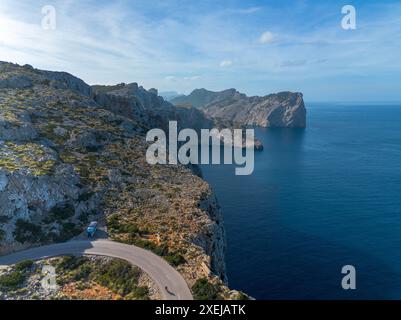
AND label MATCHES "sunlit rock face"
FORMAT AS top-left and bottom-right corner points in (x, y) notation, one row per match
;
(171, 88), (307, 128)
